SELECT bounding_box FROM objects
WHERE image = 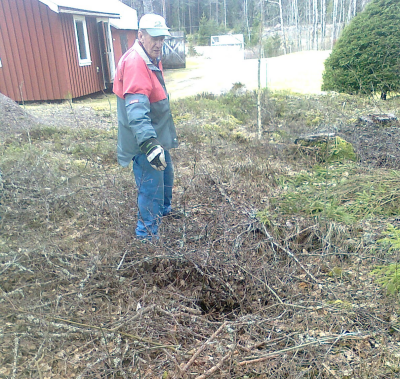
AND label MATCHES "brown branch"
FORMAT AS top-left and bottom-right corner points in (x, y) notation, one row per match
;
(50, 316), (177, 350)
(194, 350), (233, 379)
(238, 354), (279, 366)
(261, 223), (318, 283)
(180, 322), (227, 374)
(110, 304), (156, 331)
(239, 265), (284, 304)
(179, 305), (203, 315)
(238, 333), (367, 366)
